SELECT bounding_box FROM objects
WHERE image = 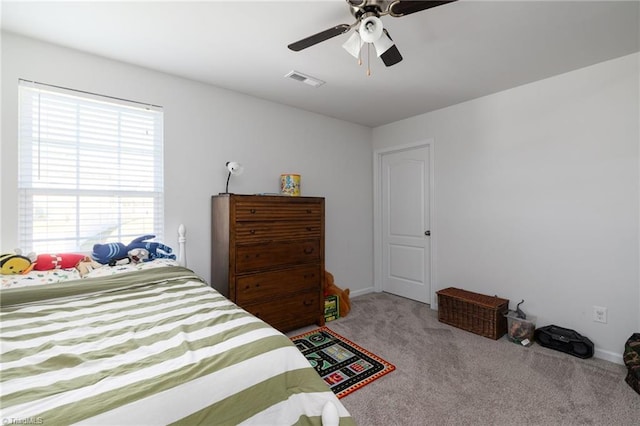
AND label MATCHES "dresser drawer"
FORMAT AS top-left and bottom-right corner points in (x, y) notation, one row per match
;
(235, 201), (322, 222)
(235, 265), (320, 305)
(243, 291), (321, 332)
(236, 239), (320, 273)
(235, 221), (322, 243)
(212, 194), (325, 330)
